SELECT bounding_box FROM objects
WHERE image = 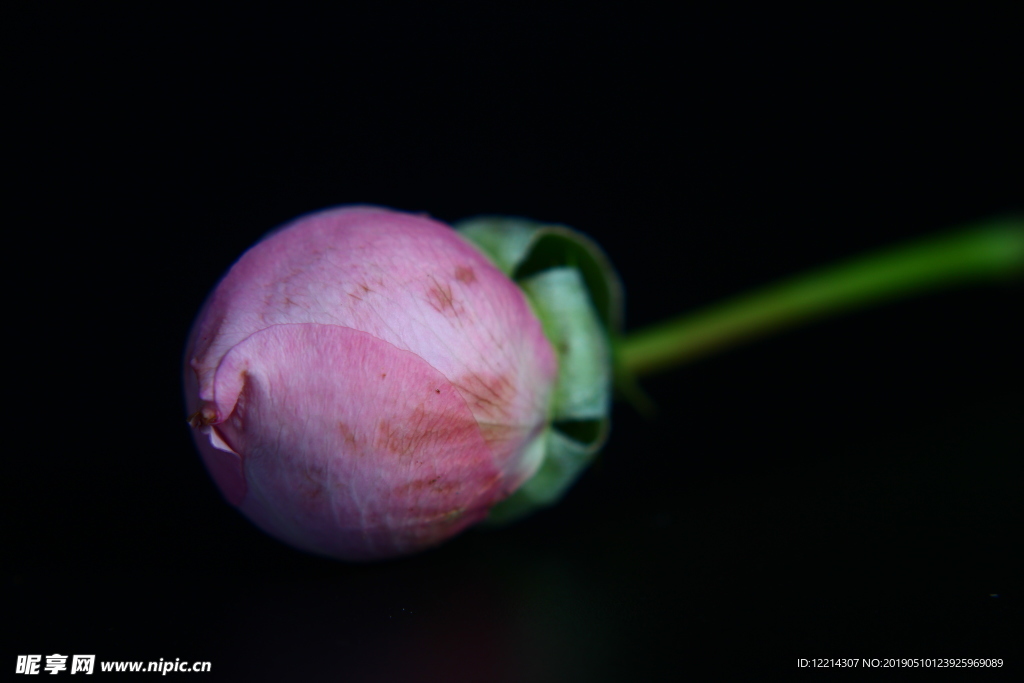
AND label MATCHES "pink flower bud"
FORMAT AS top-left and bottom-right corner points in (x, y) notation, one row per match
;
(184, 206), (558, 560)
